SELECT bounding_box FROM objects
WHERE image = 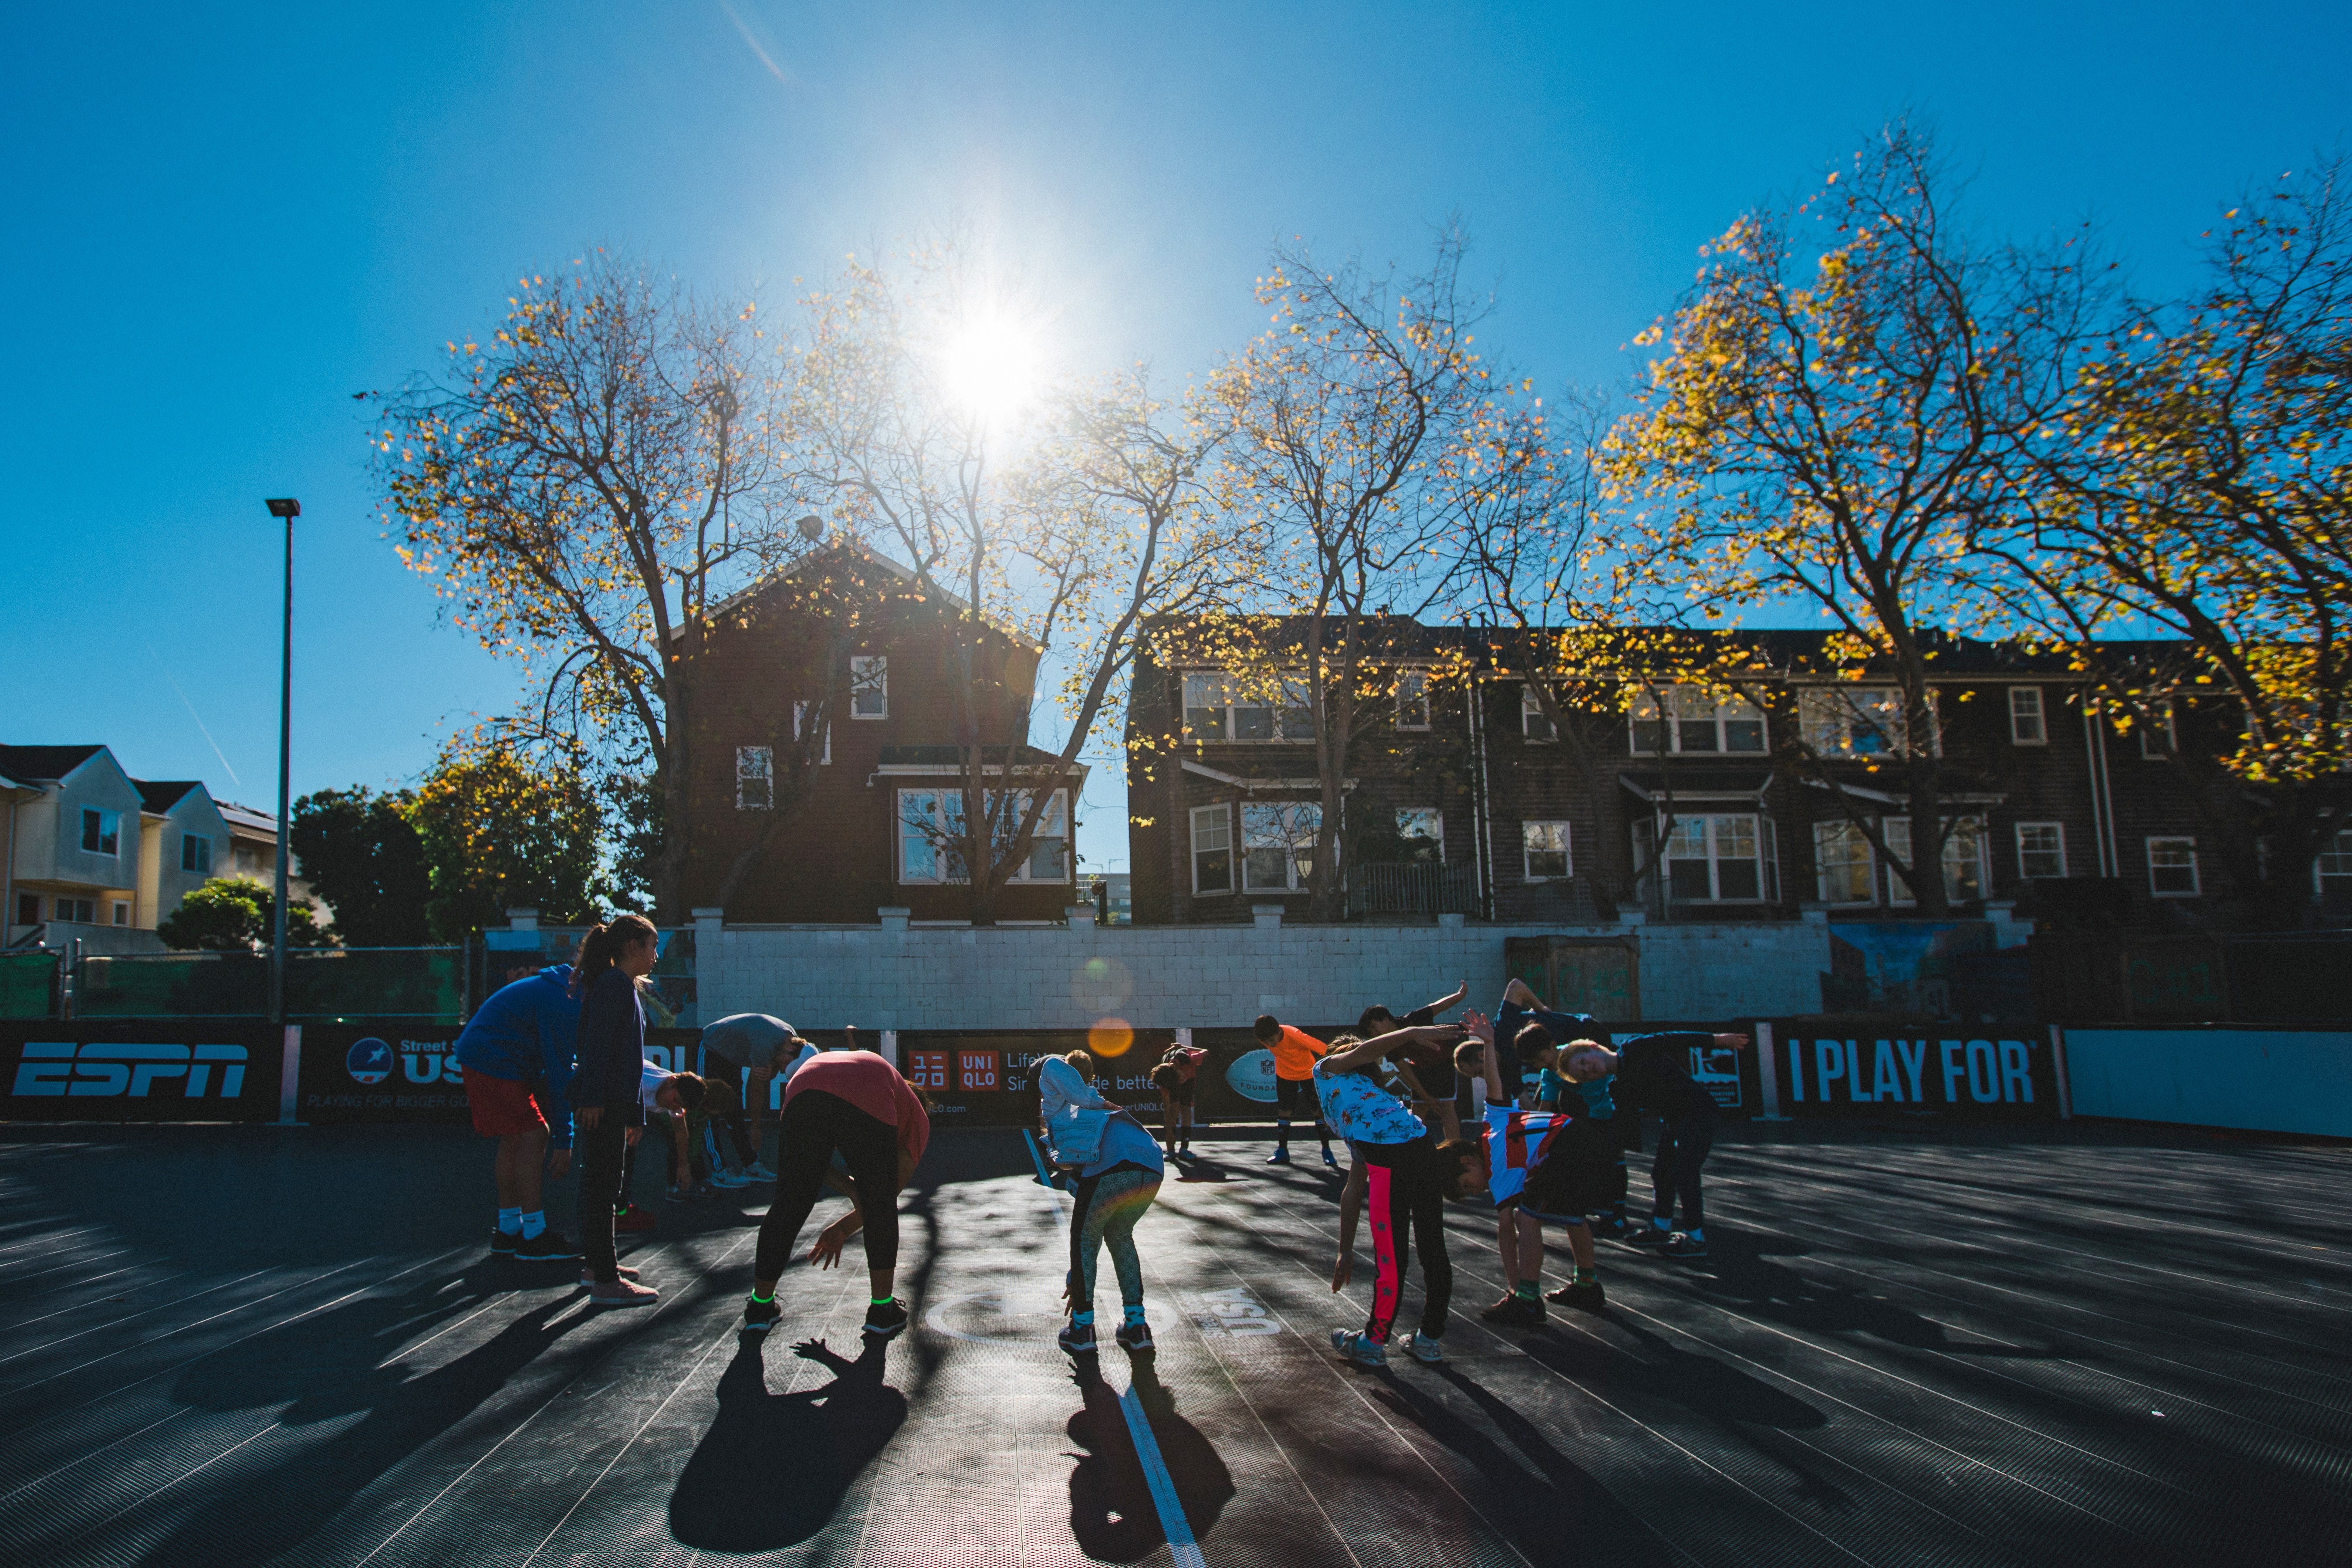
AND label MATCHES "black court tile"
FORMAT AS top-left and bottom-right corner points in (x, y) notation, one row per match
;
(0, 1120), (2344, 1566)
